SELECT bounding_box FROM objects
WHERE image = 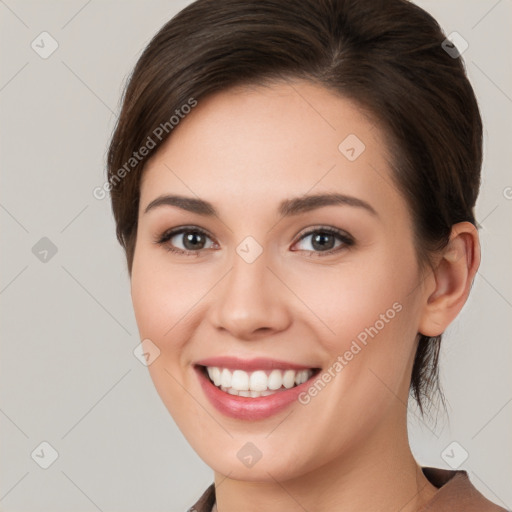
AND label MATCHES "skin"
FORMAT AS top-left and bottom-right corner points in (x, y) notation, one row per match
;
(130, 80), (480, 512)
